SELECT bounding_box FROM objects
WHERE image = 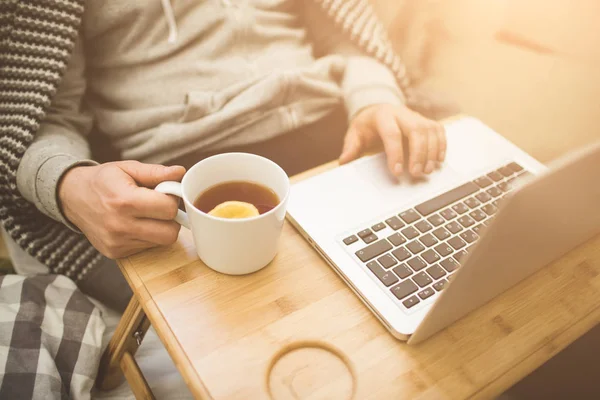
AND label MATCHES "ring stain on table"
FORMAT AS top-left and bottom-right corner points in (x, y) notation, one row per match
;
(267, 341), (356, 400)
